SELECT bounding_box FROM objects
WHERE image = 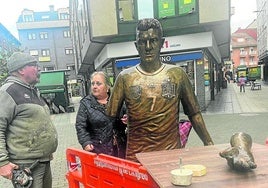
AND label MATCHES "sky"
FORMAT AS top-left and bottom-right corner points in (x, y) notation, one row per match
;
(0, 0), (257, 40)
(231, 0), (257, 32)
(0, 0), (69, 39)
